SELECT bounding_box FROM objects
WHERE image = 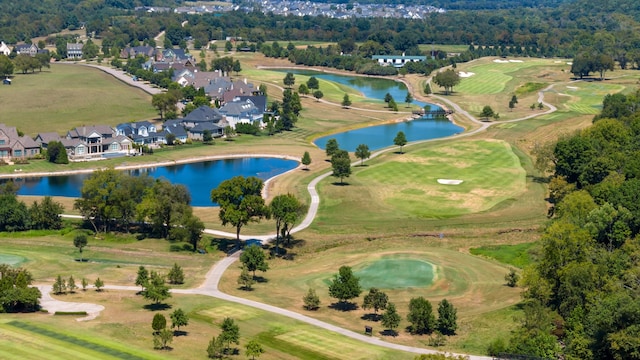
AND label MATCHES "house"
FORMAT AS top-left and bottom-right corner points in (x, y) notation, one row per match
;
(15, 44), (39, 57)
(120, 45), (155, 59)
(162, 120), (189, 143)
(159, 48), (192, 63)
(235, 95), (268, 113)
(188, 122), (224, 140)
(180, 106), (223, 128)
(372, 53), (427, 68)
(0, 124), (40, 160)
(217, 99), (264, 129)
(34, 132), (62, 148)
(0, 41), (11, 56)
(66, 125), (132, 158)
(221, 80), (254, 104)
(67, 43), (84, 59)
(116, 121), (163, 145)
